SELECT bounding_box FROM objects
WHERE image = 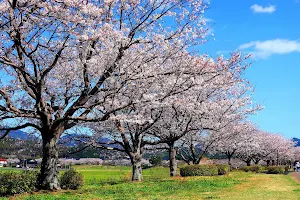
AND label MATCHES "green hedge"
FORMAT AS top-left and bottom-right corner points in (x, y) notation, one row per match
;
(0, 171), (38, 196)
(242, 165), (263, 173)
(216, 164), (230, 175)
(180, 164), (218, 177)
(249, 165), (263, 173)
(60, 169), (83, 190)
(266, 166), (284, 174)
